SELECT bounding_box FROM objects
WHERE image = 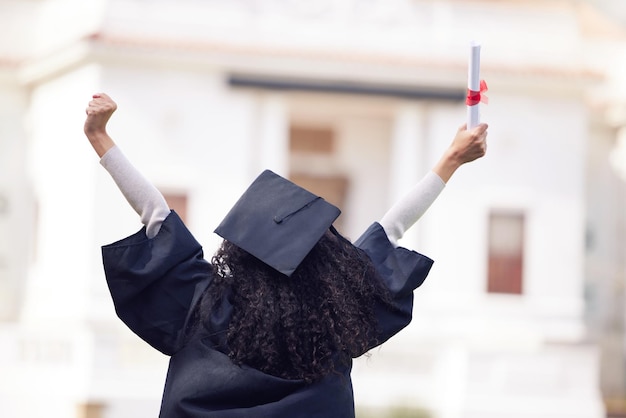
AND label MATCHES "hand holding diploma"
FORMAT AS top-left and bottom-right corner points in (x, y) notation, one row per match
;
(429, 41), (489, 183)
